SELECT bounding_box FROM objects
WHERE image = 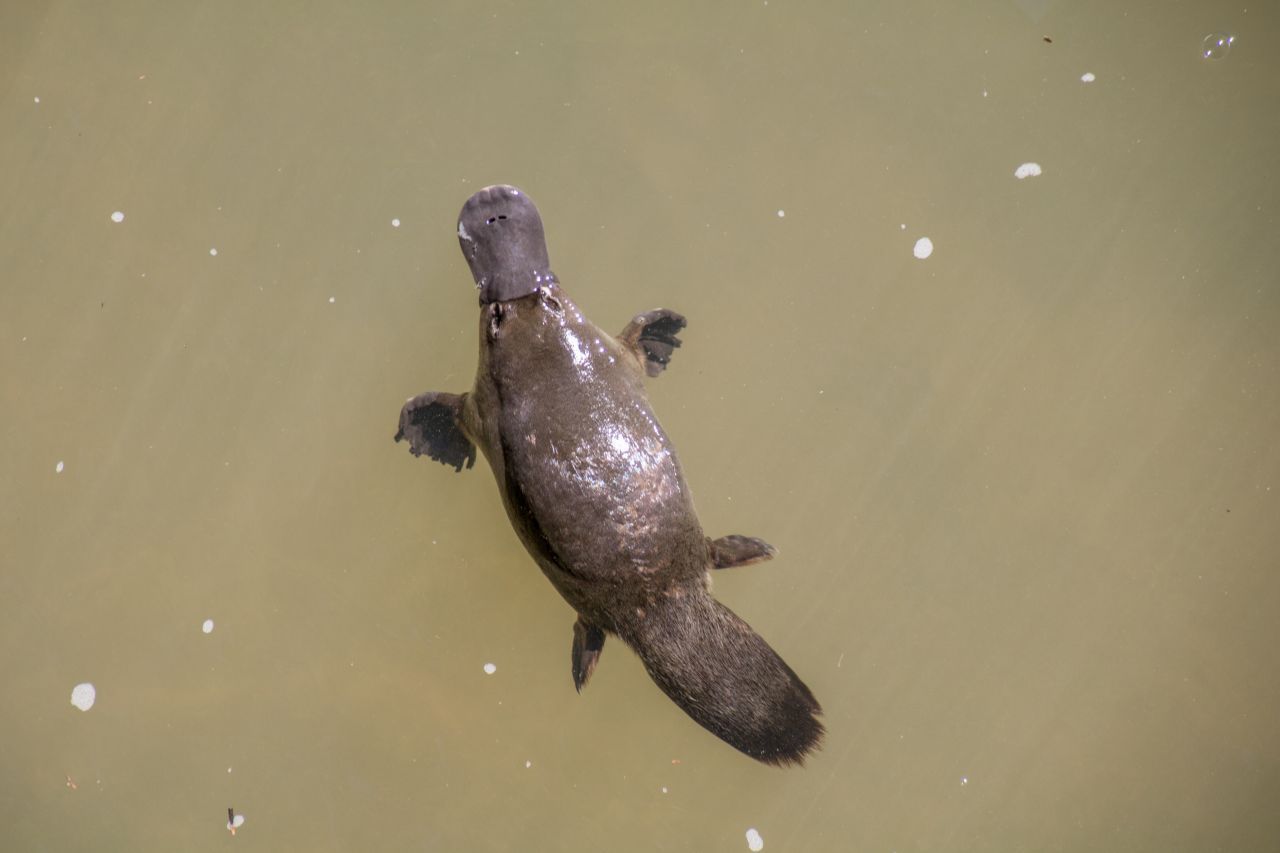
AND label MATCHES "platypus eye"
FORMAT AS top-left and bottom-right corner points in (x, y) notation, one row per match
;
(487, 303), (506, 339)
